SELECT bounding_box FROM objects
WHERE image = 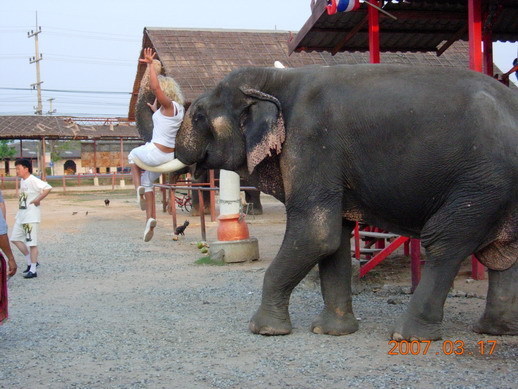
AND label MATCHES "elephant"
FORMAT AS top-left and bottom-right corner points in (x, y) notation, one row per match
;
(157, 64), (518, 340)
